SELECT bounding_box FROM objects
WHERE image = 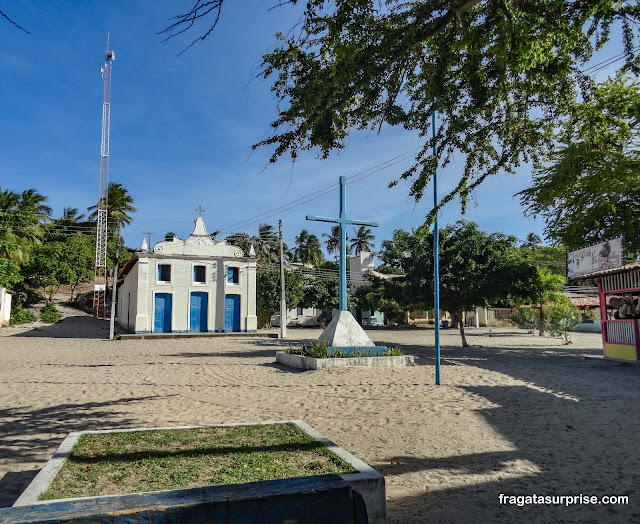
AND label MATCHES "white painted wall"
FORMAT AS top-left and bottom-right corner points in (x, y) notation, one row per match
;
(0, 288), (12, 326)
